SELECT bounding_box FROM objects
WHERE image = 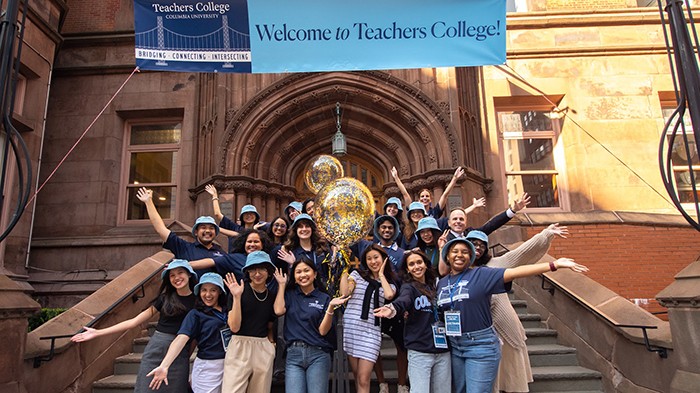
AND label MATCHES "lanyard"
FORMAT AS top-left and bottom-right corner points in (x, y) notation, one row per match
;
(446, 269), (468, 309)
